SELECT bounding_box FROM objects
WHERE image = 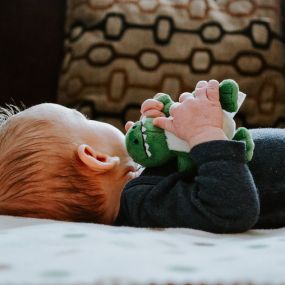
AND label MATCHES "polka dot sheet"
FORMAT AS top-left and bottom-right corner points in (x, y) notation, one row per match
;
(0, 216), (285, 285)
